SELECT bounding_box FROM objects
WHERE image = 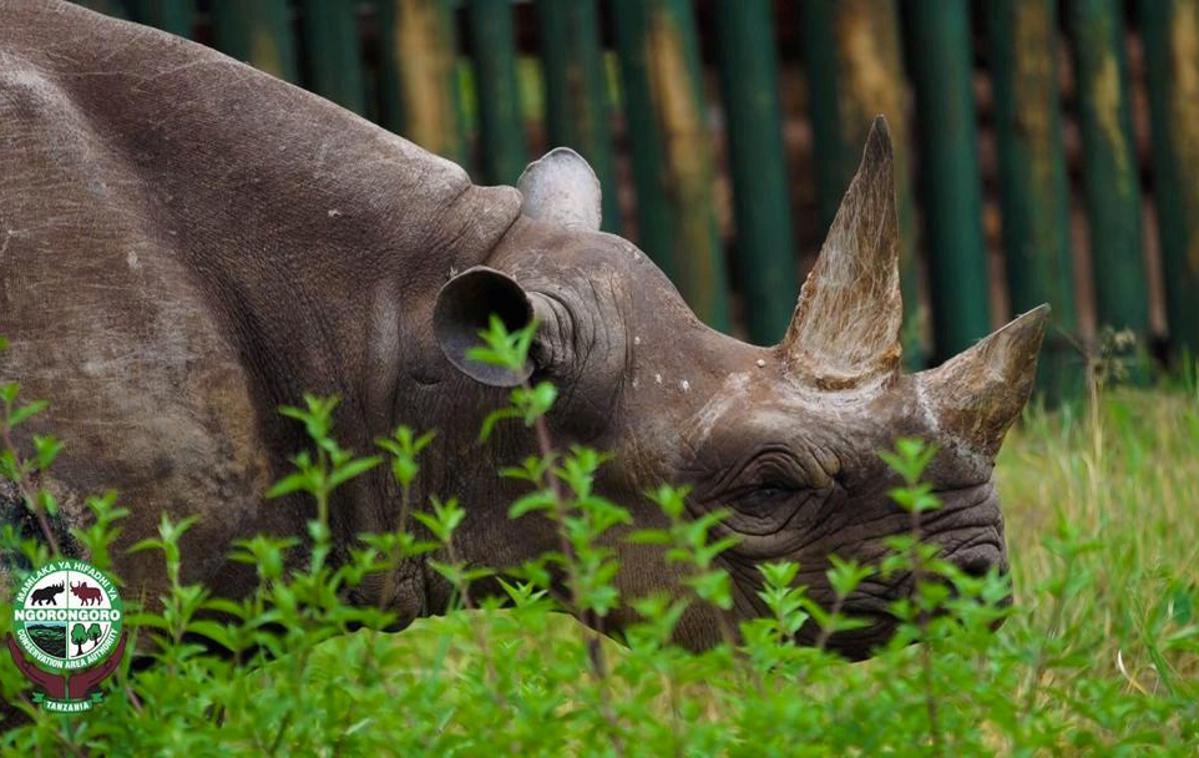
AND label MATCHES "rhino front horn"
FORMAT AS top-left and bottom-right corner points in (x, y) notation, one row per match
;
(778, 115), (902, 392)
(919, 305), (1050, 459)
